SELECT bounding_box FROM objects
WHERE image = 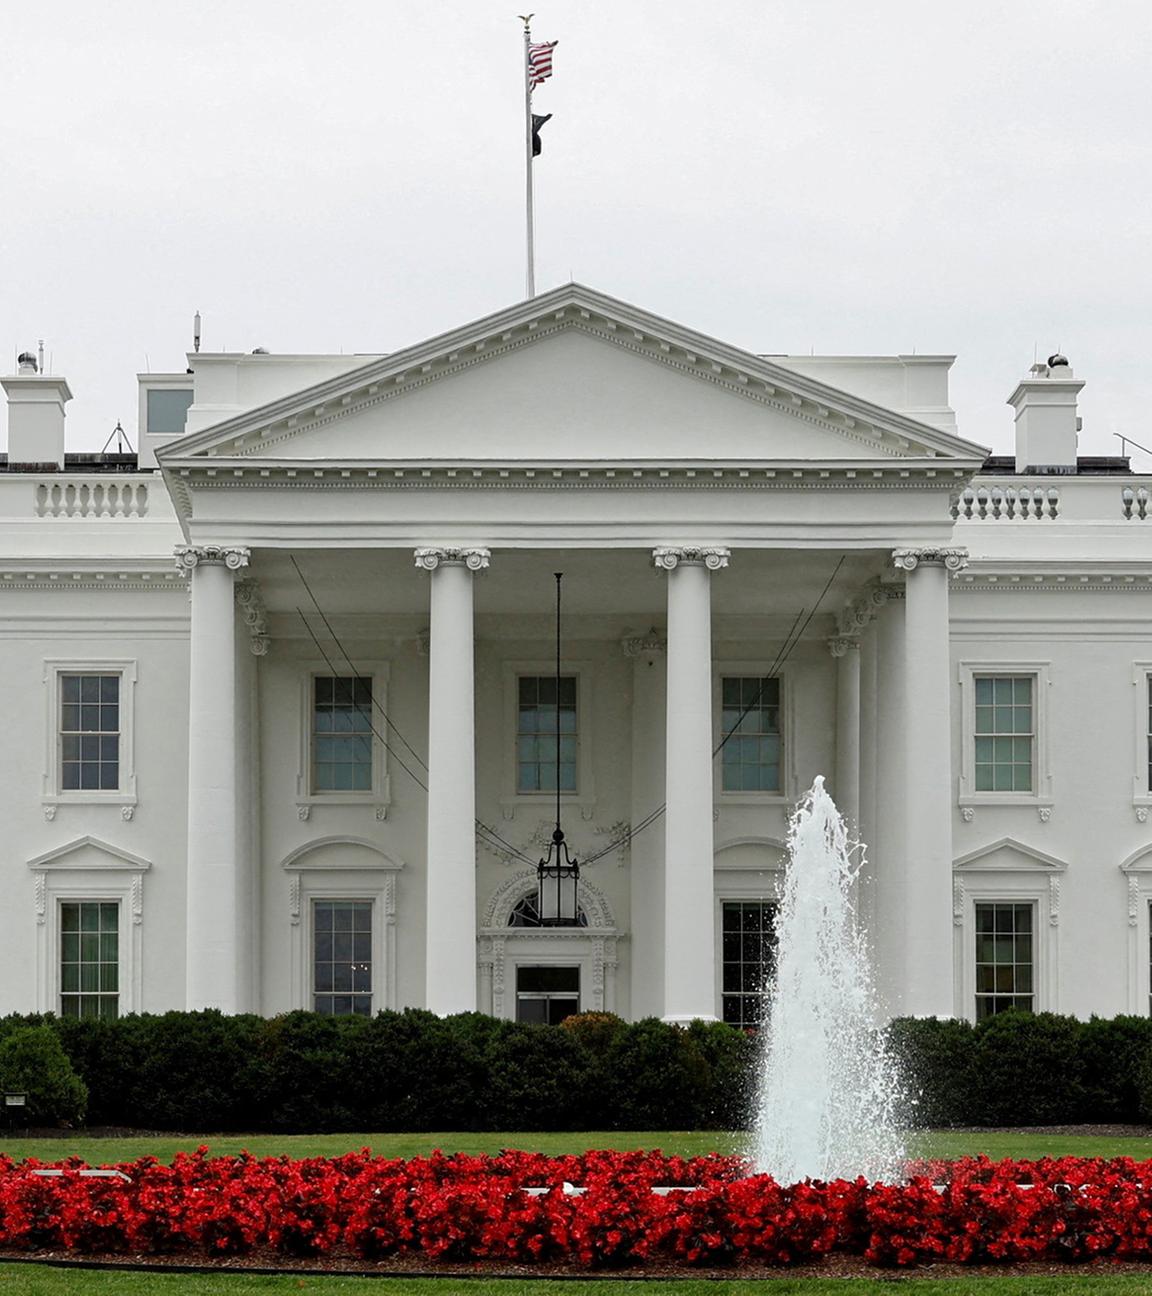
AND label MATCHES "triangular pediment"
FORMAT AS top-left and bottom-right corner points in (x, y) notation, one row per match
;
(27, 836), (151, 872)
(157, 285), (988, 468)
(954, 837), (1068, 873)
